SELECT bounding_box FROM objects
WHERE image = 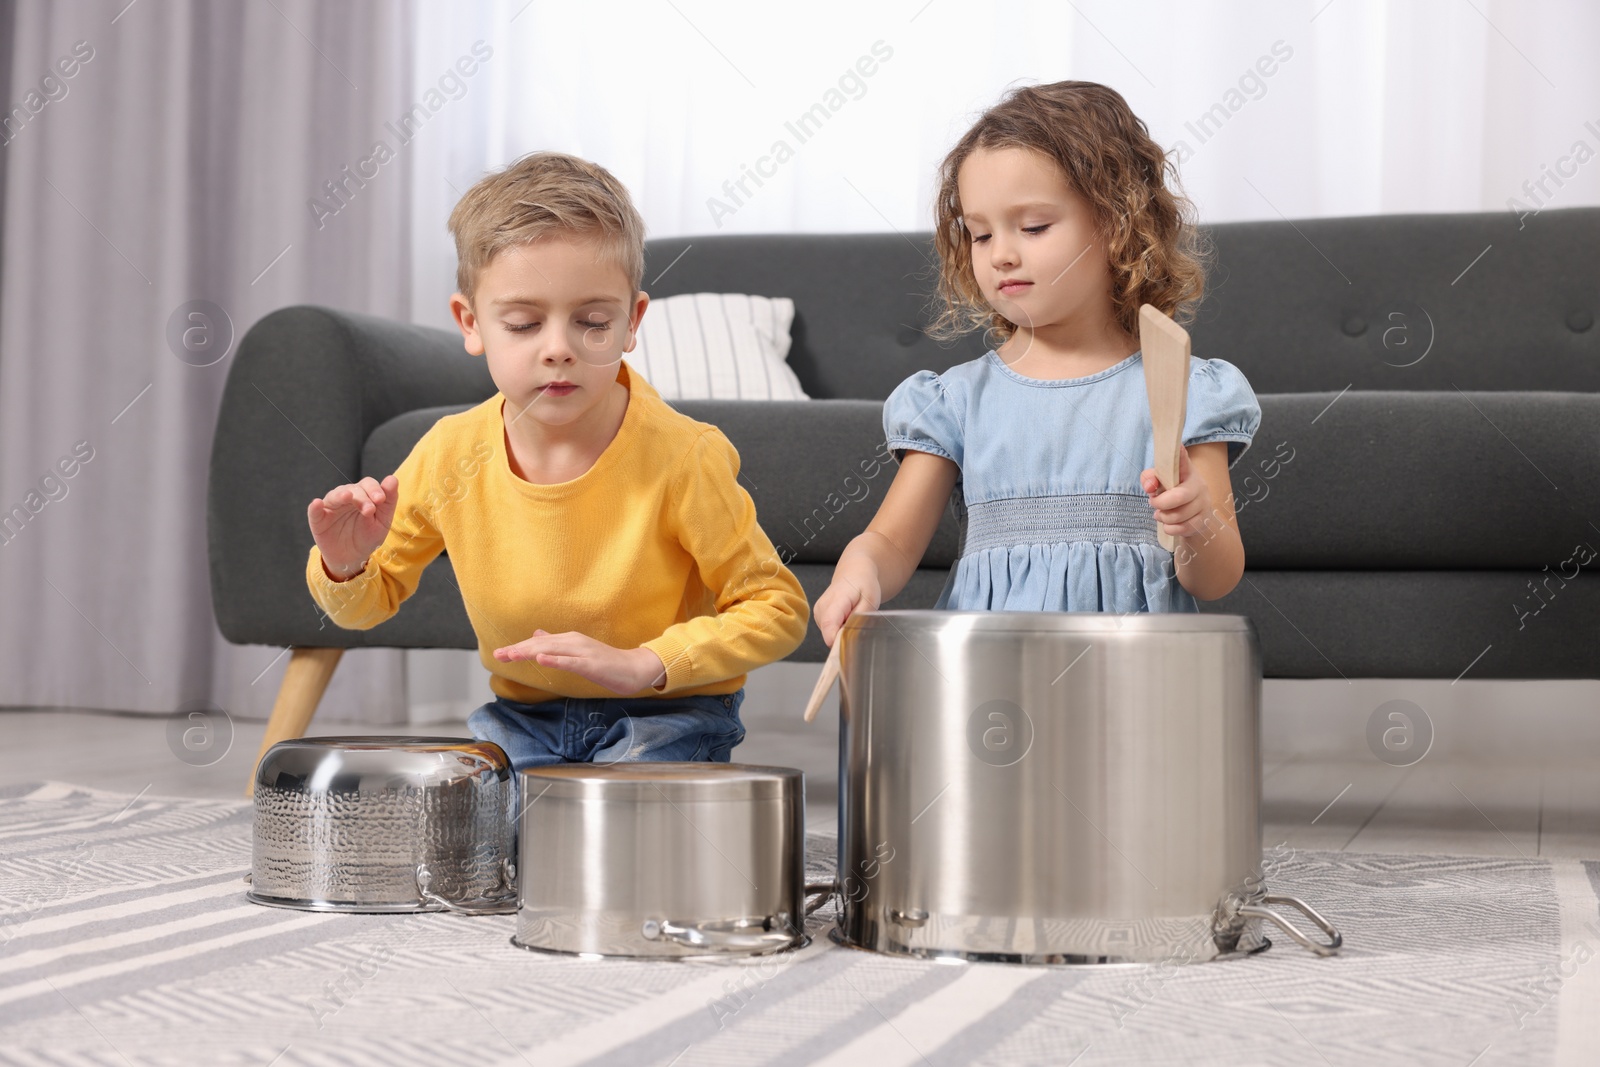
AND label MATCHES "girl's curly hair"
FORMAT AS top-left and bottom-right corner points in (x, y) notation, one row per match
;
(927, 81), (1209, 348)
